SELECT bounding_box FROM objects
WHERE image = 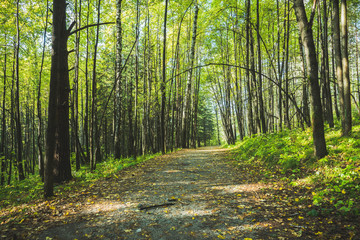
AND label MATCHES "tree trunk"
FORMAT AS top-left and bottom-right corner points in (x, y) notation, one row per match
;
(84, 0), (91, 161)
(246, 0), (255, 136)
(293, 0), (327, 158)
(45, 0), (72, 197)
(256, 0), (266, 134)
(299, 36), (311, 127)
(160, 0), (168, 154)
(114, 0), (123, 159)
(340, 0), (351, 135)
(333, 0), (345, 131)
(1, 34), (7, 185)
(15, 0), (25, 181)
(322, 0), (334, 128)
(38, 0), (49, 180)
(277, 0), (283, 131)
(90, 0), (101, 170)
(181, 1), (199, 148)
(134, 0), (140, 157)
(74, 0), (81, 171)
